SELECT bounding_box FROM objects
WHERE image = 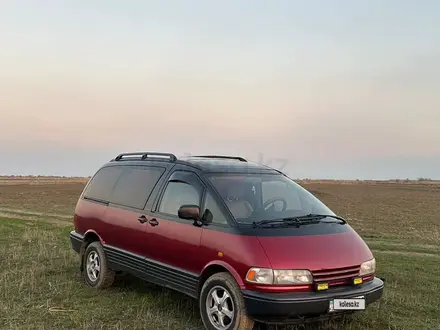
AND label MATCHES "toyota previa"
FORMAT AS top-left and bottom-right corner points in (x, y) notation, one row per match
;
(69, 152), (384, 330)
